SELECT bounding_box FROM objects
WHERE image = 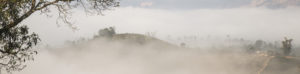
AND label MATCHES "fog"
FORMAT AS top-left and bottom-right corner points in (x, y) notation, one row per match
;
(15, 38), (299, 74)
(15, 3), (300, 74)
(23, 7), (300, 46)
